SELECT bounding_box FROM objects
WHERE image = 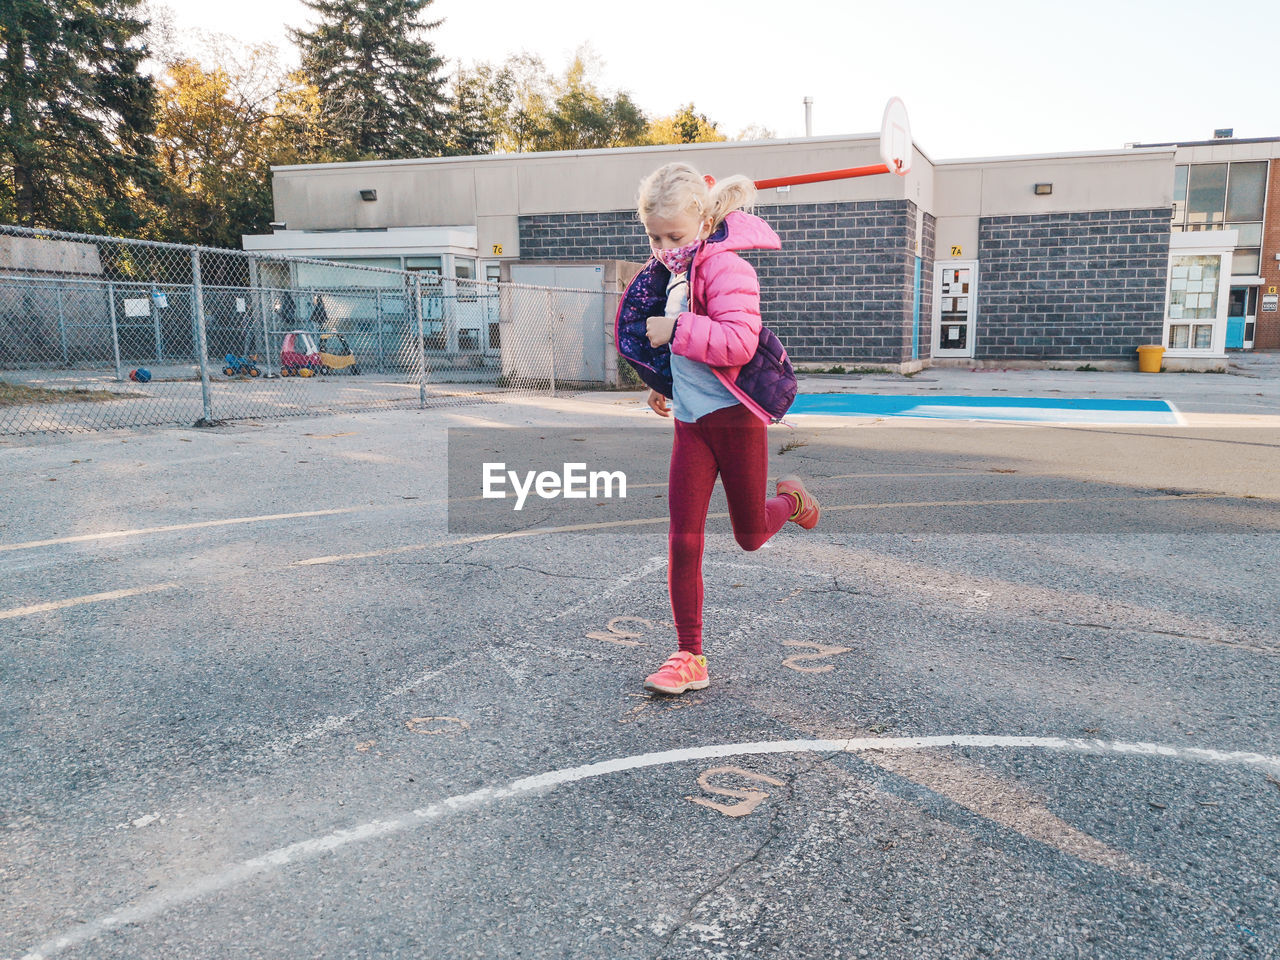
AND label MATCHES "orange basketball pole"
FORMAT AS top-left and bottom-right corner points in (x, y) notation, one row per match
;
(754, 161), (895, 190)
